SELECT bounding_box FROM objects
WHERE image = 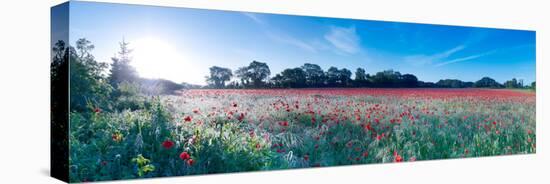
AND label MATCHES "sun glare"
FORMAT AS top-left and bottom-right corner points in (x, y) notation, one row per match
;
(131, 37), (201, 84)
